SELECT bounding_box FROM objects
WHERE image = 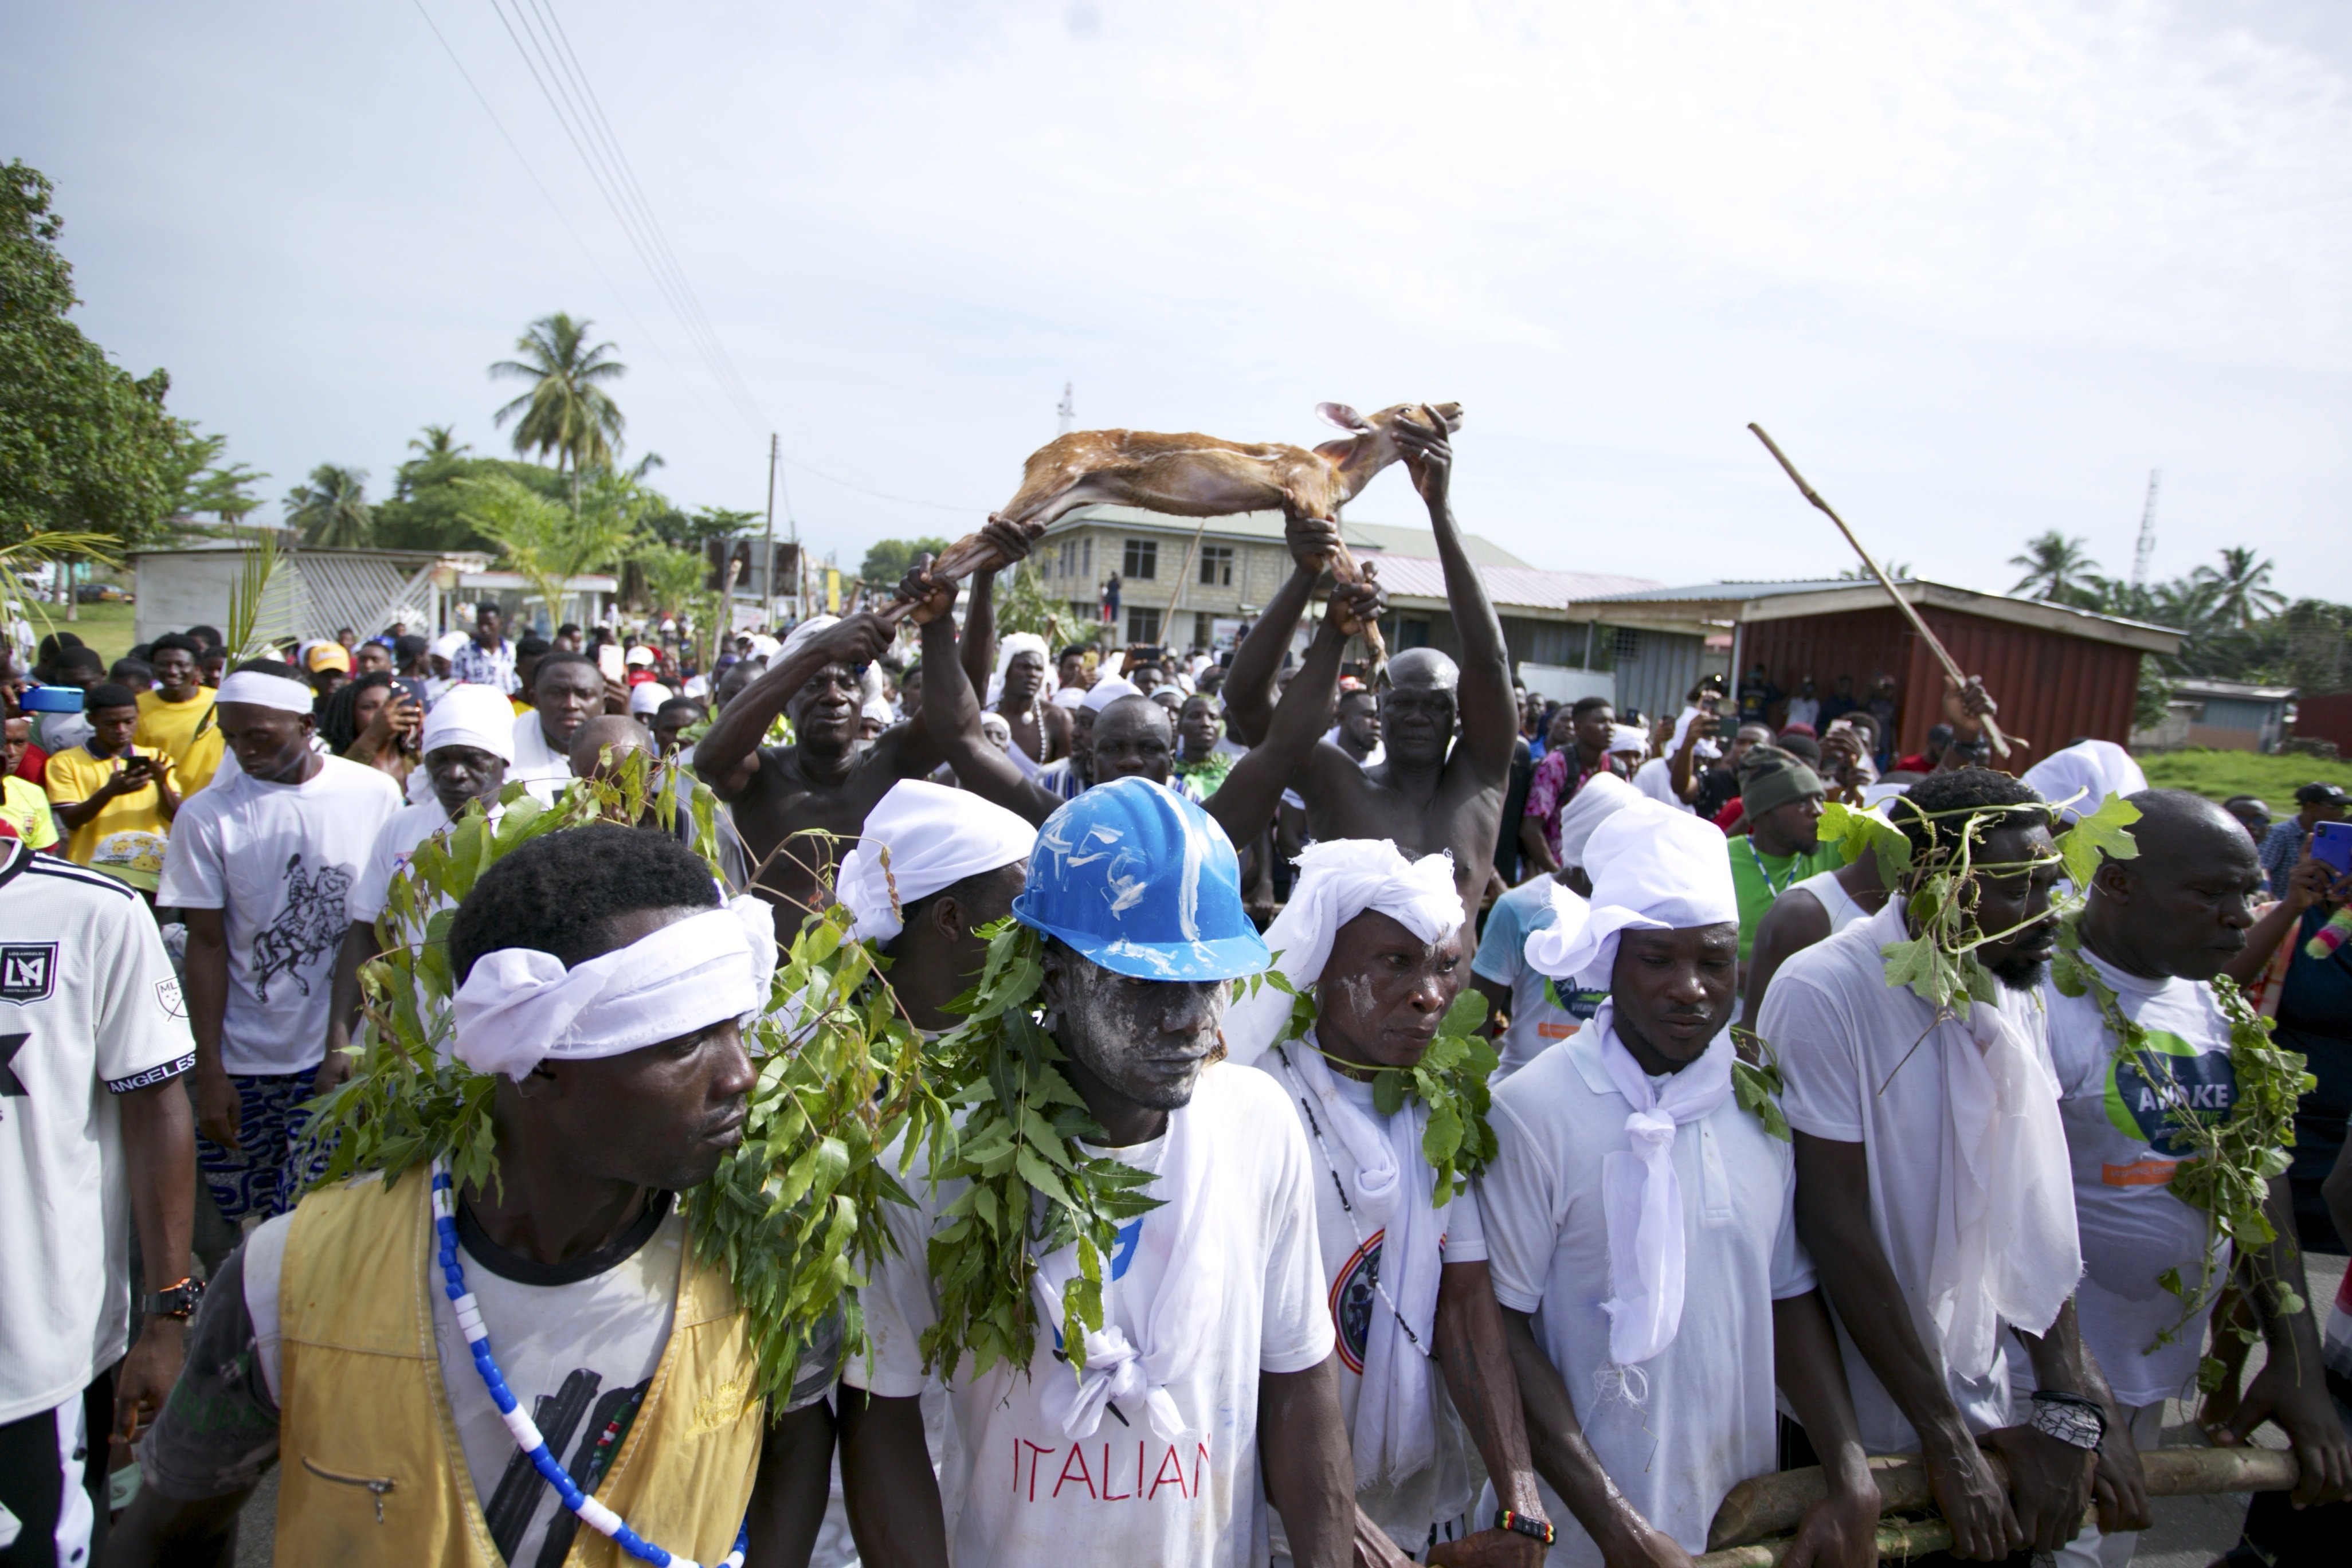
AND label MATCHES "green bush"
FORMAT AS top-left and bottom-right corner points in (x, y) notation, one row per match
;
(2138, 748), (2352, 807)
